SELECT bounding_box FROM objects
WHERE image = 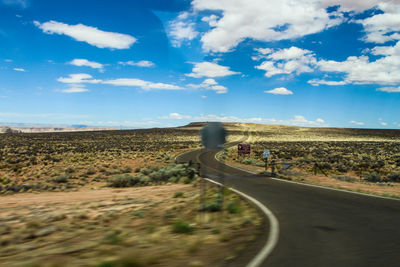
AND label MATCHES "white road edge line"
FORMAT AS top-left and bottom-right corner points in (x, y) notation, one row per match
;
(215, 151), (400, 202)
(177, 149), (280, 267)
(204, 178), (279, 267)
